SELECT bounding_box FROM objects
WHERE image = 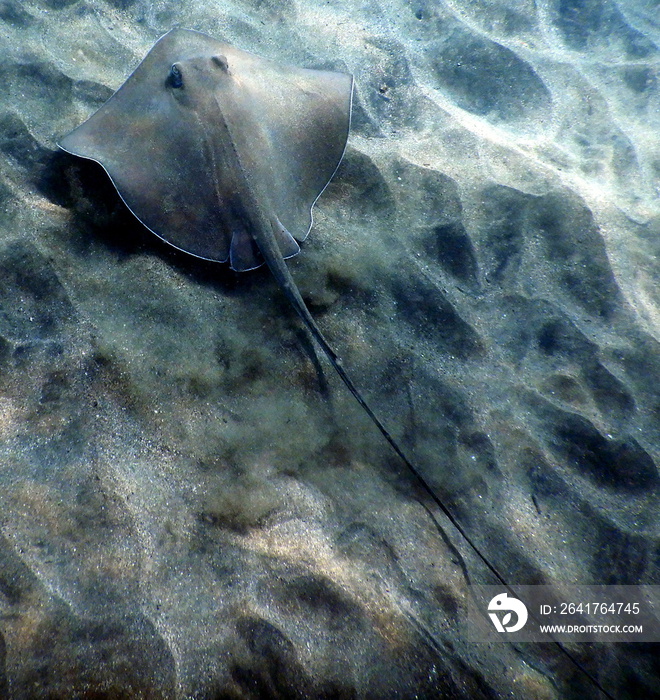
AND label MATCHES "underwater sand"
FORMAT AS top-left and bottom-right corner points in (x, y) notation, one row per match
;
(0, 0), (658, 697)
